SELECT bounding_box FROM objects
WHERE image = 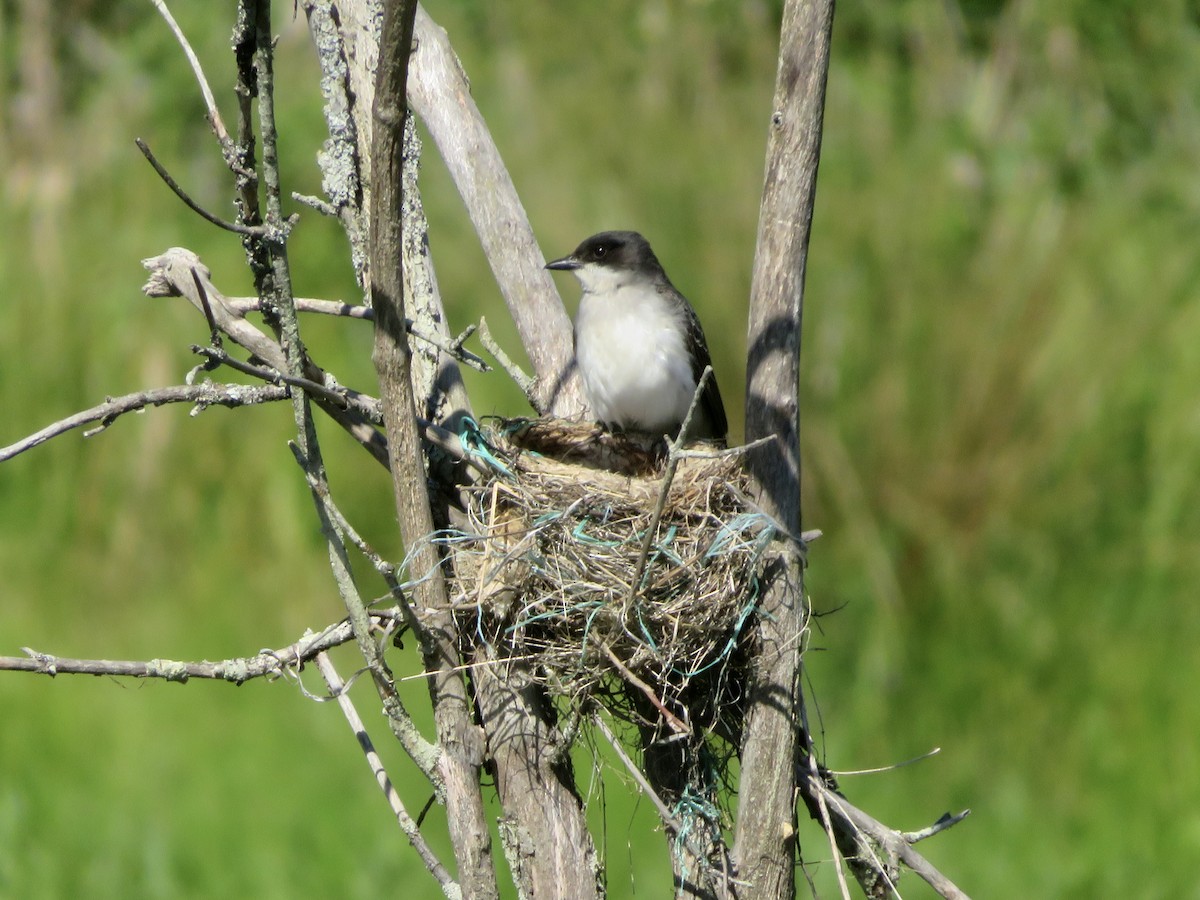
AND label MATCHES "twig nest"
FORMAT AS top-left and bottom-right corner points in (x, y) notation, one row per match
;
(451, 418), (778, 728)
